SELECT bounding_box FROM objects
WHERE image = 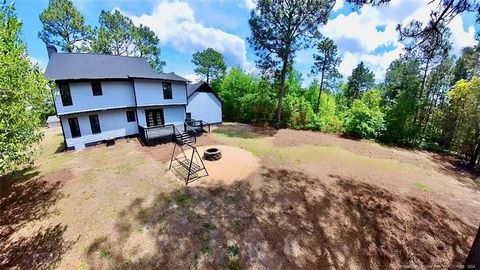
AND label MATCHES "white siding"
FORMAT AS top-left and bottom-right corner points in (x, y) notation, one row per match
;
(187, 92), (222, 124)
(61, 109), (138, 149)
(54, 81), (135, 115)
(134, 79), (187, 106)
(137, 105), (185, 128)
